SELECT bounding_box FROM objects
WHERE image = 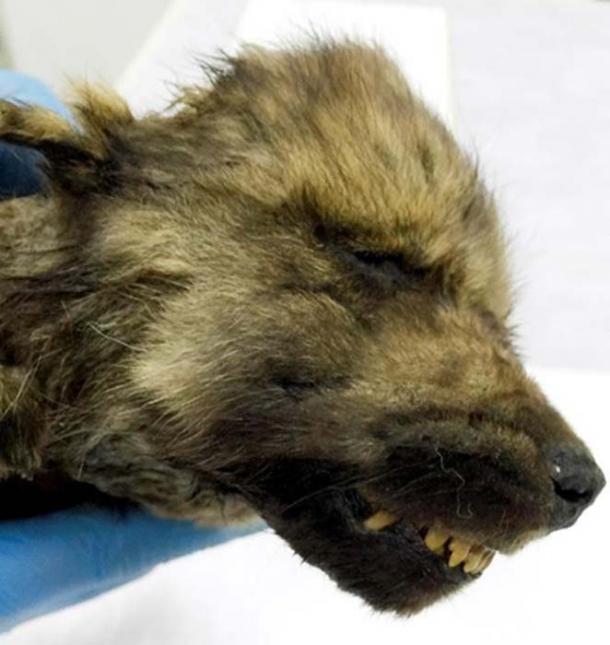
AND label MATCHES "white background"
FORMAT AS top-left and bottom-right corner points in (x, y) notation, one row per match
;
(0, 1), (608, 644)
